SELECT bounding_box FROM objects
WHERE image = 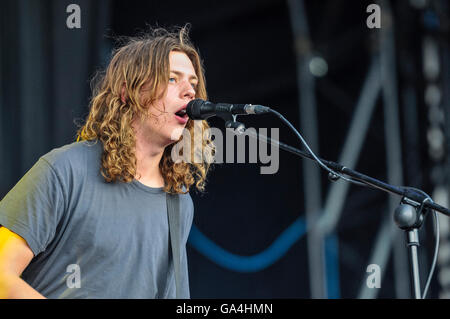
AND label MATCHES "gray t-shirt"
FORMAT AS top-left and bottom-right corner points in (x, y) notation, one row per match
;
(0, 140), (194, 298)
